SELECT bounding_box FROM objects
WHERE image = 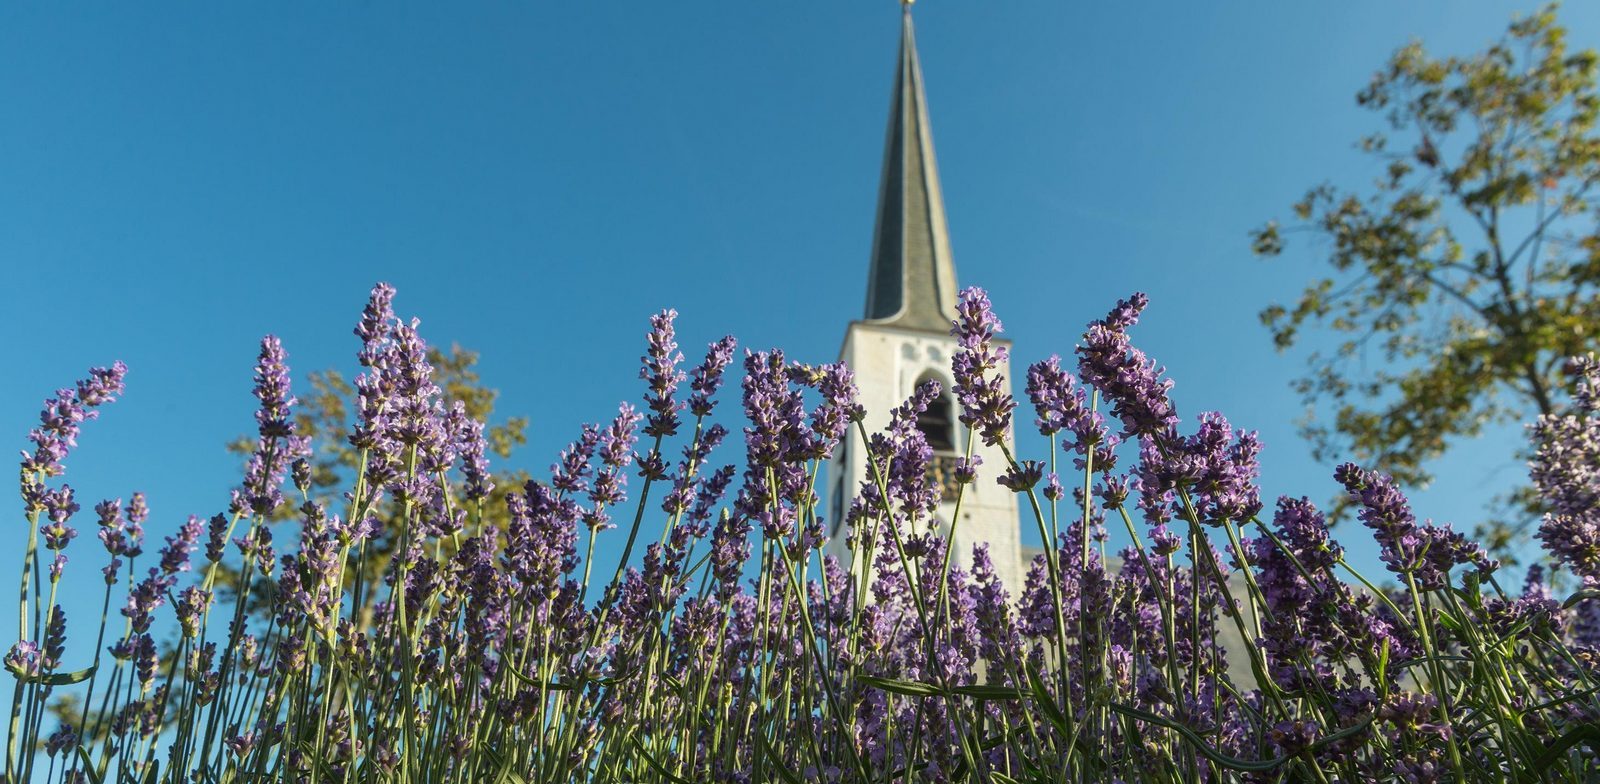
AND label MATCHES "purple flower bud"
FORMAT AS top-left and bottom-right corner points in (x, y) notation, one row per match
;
(45, 724), (78, 757)
(355, 282), (397, 366)
(176, 586), (212, 638)
(1531, 354), (1600, 583)
(101, 557), (122, 585)
(1042, 472), (1065, 502)
(998, 460), (1044, 492)
(226, 729), (259, 758)
(160, 516), (206, 577)
(640, 309), (686, 438)
(689, 336), (738, 417)
(1336, 463), (1494, 589)
(950, 288), (1015, 447)
(206, 513), (229, 563)
(947, 456), (977, 488)
(552, 423), (600, 495)
(21, 361), (127, 482)
(132, 634), (158, 687)
(446, 401), (494, 501)
(1076, 293), (1178, 439)
(253, 336), (295, 440)
(4, 641), (41, 679)
(291, 457), (312, 494)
